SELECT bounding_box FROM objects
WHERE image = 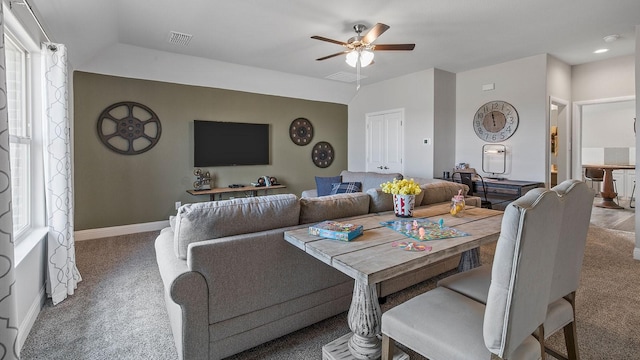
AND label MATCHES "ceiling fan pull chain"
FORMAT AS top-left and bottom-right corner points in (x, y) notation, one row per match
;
(356, 52), (361, 90)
